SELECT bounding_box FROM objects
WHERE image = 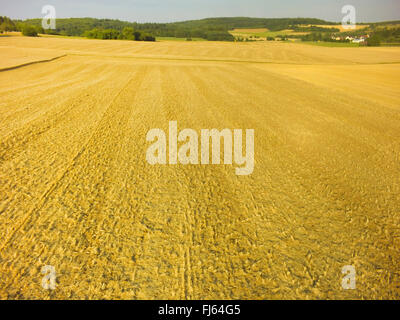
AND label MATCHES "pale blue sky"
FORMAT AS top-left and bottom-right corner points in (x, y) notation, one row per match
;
(1, 0), (399, 22)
